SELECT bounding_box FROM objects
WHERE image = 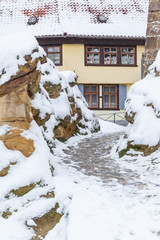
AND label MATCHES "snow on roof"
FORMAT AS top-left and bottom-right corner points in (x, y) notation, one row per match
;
(0, 0), (149, 38)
